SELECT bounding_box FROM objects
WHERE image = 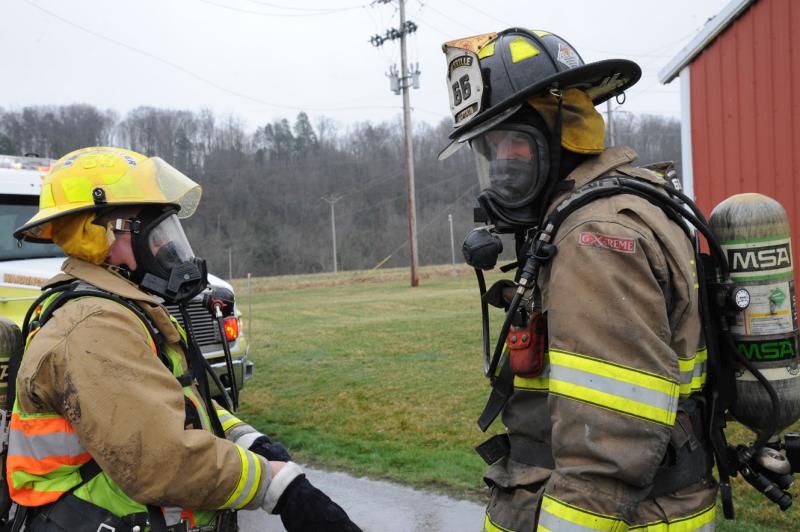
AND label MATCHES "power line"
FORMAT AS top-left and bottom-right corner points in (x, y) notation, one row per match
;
(22, 0), (399, 114)
(198, 0), (363, 17)
(343, 170), (468, 216)
(421, 2), (482, 34)
(414, 16), (452, 39)
(245, 0), (364, 11)
(452, 0), (512, 28)
(371, 182), (478, 269)
(339, 168), (405, 199)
